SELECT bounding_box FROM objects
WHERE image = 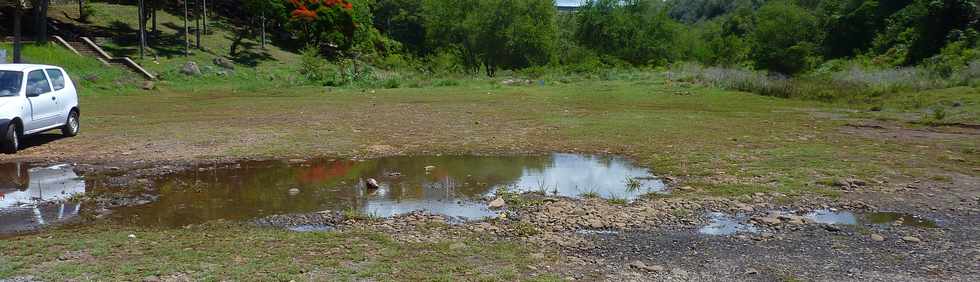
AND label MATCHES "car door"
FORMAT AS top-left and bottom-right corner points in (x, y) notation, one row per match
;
(45, 68), (71, 120)
(24, 69), (60, 131)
